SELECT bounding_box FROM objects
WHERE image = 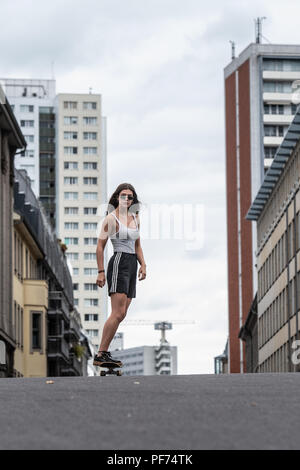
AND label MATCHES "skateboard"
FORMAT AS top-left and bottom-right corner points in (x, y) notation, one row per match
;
(100, 363), (122, 376)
